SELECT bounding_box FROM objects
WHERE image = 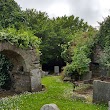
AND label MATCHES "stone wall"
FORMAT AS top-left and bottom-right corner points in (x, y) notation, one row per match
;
(0, 42), (42, 92)
(93, 80), (110, 103)
(12, 73), (31, 93)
